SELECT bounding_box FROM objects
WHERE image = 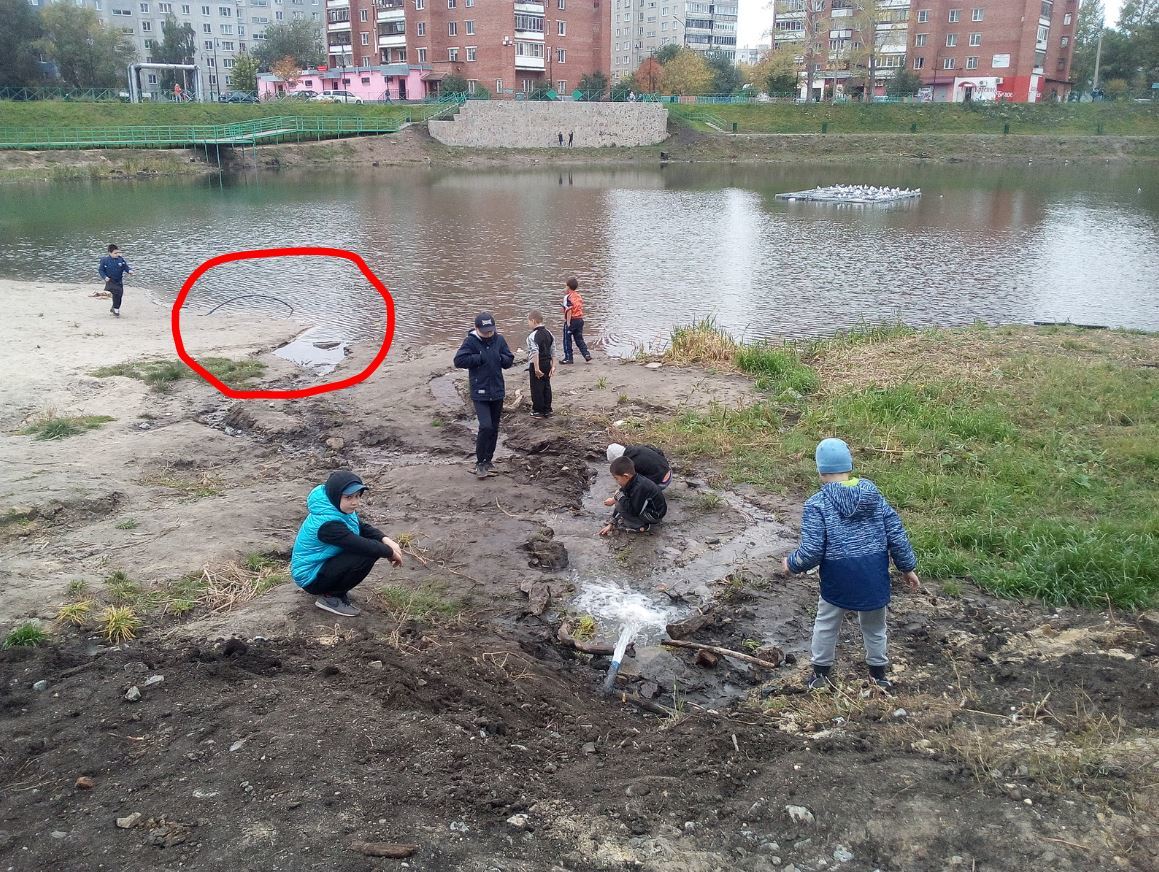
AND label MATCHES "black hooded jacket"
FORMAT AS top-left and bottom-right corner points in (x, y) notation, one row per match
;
(317, 471), (394, 558)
